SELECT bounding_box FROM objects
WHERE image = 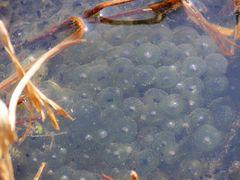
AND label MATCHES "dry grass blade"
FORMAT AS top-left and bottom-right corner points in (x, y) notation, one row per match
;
(8, 17), (85, 132)
(0, 16), (84, 179)
(193, 14), (240, 40)
(0, 16), (85, 91)
(101, 173), (113, 180)
(182, 0), (239, 56)
(18, 103), (33, 144)
(0, 100), (16, 180)
(0, 21), (14, 53)
(0, 20), (46, 127)
(0, 17), (84, 130)
(130, 170), (138, 180)
(34, 162), (46, 180)
(45, 103), (59, 130)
